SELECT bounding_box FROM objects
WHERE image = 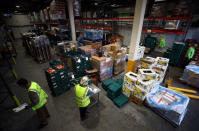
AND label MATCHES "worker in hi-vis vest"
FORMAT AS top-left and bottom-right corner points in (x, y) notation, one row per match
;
(17, 78), (49, 129)
(75, 76), (91, 121)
